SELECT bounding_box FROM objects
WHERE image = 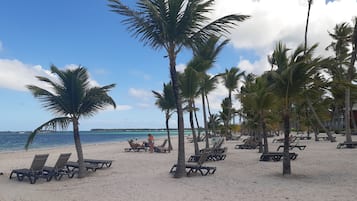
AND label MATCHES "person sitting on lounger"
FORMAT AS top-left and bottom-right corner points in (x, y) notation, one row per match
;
(128, 139), (143, 149)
